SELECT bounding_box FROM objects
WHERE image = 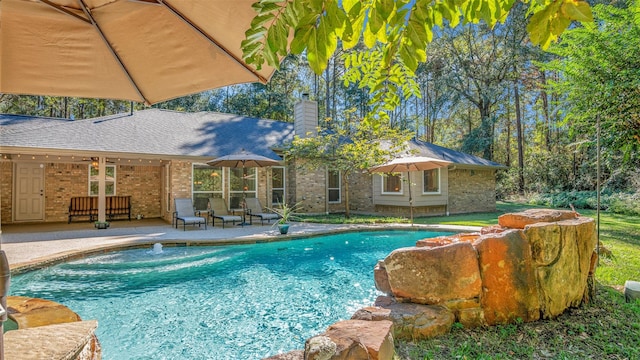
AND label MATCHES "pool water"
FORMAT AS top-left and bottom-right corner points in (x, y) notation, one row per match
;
(10, 230), (450, 359)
